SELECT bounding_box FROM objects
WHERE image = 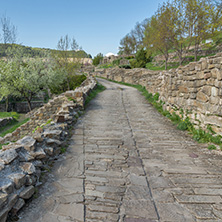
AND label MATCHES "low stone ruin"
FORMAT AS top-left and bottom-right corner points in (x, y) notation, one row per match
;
(0, 118), (14, 129)
(0, 76), (97, 221)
